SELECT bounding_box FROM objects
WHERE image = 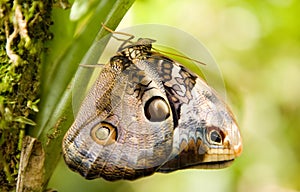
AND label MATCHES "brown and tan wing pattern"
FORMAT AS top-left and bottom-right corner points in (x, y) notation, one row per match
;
(62, 38), (242, 181)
